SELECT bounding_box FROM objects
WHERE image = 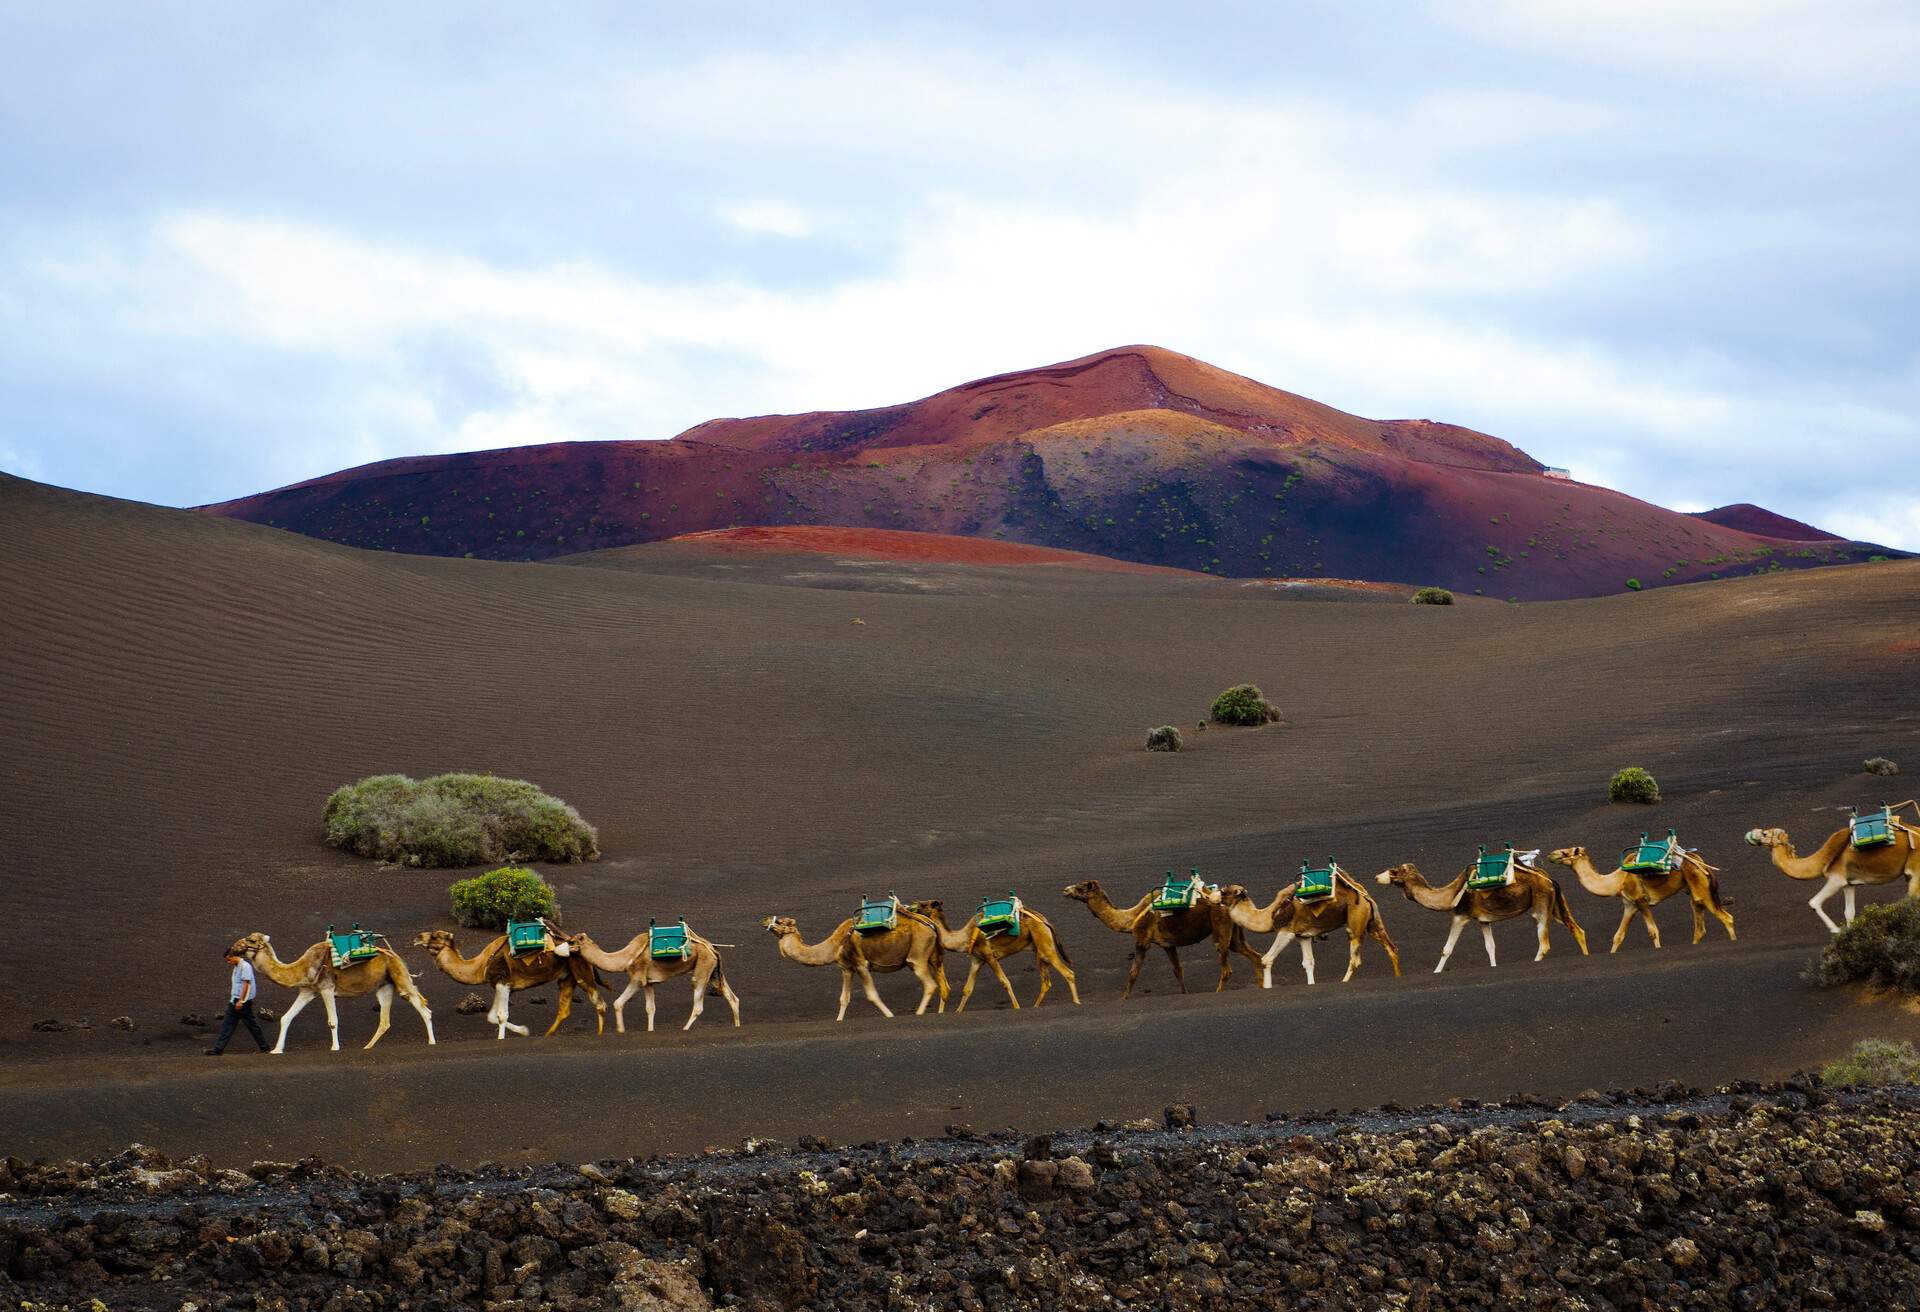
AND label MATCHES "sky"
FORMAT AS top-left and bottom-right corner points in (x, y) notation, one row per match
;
(2, 1), (1916, 548)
